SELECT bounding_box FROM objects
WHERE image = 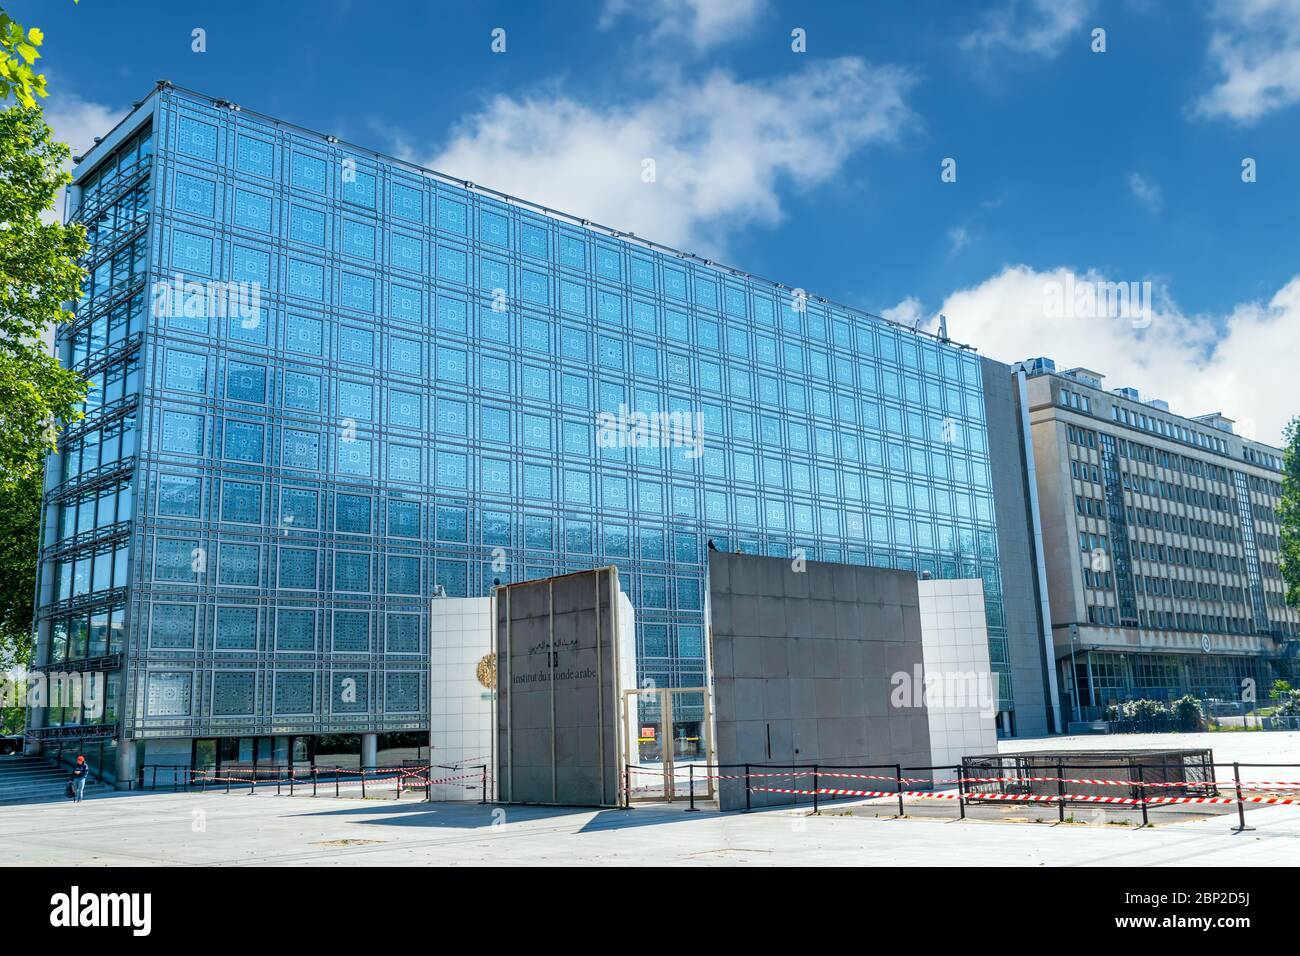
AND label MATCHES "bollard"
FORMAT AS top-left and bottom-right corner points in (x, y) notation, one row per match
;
(1136, 763), (1148, 827)
(687, 763), (698, 812)
(361, 767), (367, 799)
(895, 764), (904, 817)
(481, 764), (488, 805)
(1231, 762), (1255, 833)
(812, 764), (819, 814)
(335, 766), (340, 799)
(312, 767), (318, 798)
(1056, 759), (1065, 823)
(745, 764), (752, 812)
(956, 765), (965, 821)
